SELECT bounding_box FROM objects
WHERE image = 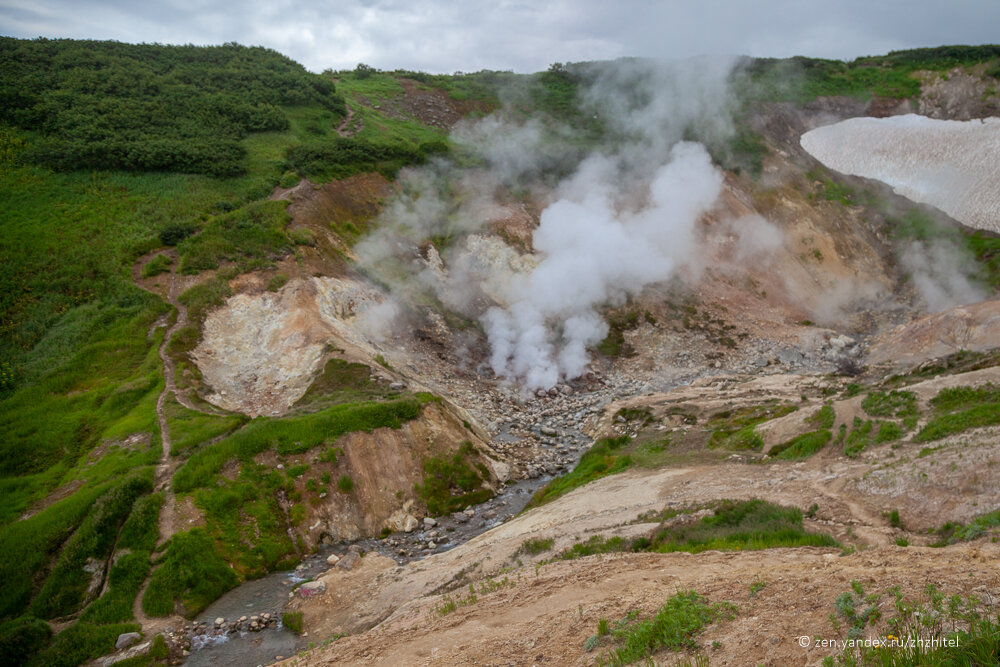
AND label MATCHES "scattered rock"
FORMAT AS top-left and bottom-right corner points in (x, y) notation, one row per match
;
(423, 517), (438, 527)
(326, 553), (341, 566)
